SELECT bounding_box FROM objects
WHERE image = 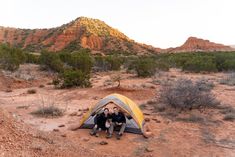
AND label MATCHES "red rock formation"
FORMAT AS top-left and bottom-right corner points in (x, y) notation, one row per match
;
(0, 17), (160, 54)
(166, 37), (234, 53)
